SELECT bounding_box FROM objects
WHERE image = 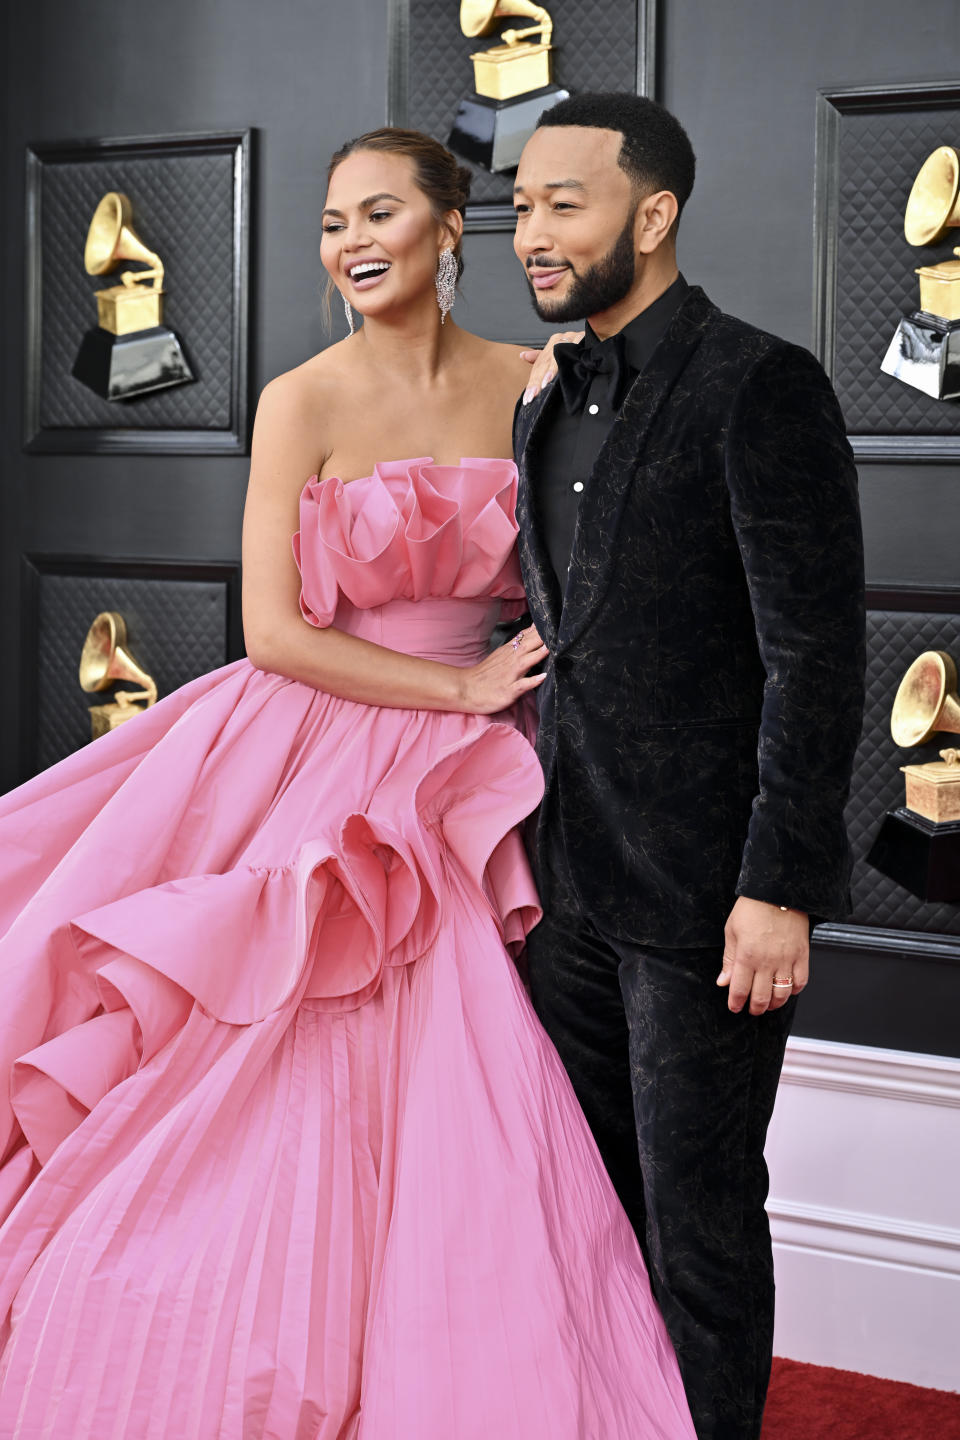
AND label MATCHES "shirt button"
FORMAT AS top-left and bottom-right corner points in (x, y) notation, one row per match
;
(587, 403), (600, 415)
(572, 481), (584, 492)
